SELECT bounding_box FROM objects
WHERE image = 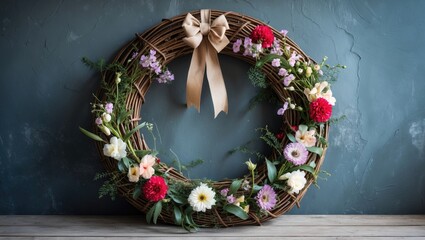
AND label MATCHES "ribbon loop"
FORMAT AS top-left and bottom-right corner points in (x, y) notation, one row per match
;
(182, 9), (230, 118)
